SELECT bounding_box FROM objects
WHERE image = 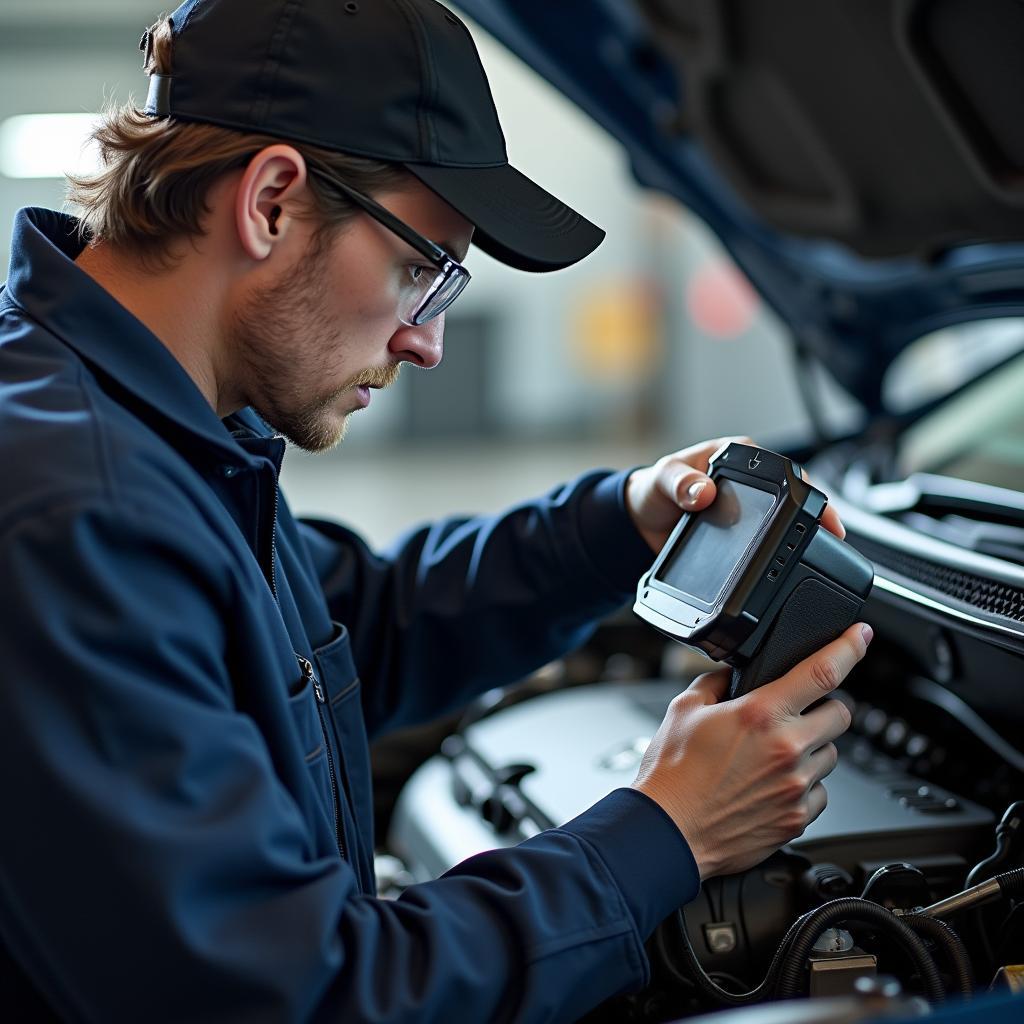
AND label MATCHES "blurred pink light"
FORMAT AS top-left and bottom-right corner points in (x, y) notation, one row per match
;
(685, 261), (760, 340)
